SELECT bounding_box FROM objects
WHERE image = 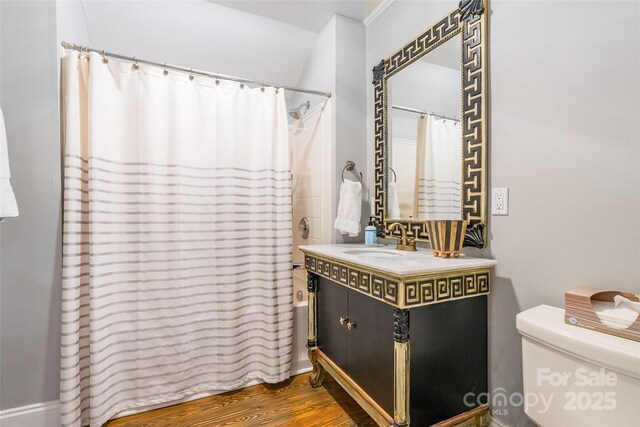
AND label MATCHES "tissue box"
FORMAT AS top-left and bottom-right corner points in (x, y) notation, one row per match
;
(565, 286), (640, 342)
